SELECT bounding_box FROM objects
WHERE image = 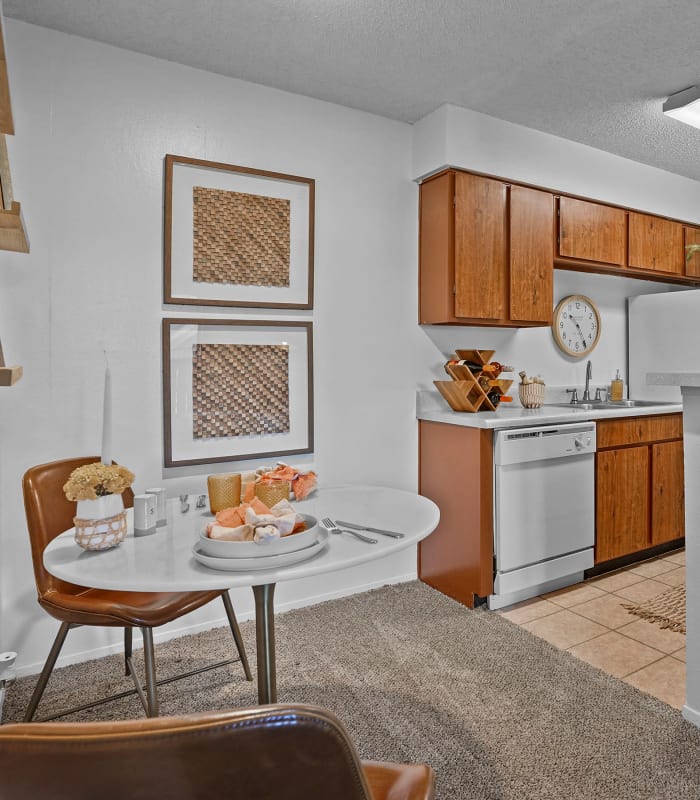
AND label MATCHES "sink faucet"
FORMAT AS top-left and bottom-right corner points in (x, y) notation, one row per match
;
(582, 360), (592, 402)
